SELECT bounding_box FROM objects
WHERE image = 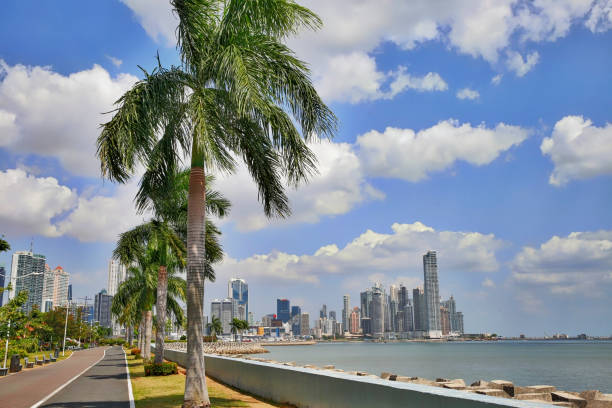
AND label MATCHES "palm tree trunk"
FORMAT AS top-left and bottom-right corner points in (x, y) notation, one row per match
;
(143, 309), (153, 360)
(137, 321), (142, 351)
(155, 265), (168, 364)
(183, 166), (210, 408)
